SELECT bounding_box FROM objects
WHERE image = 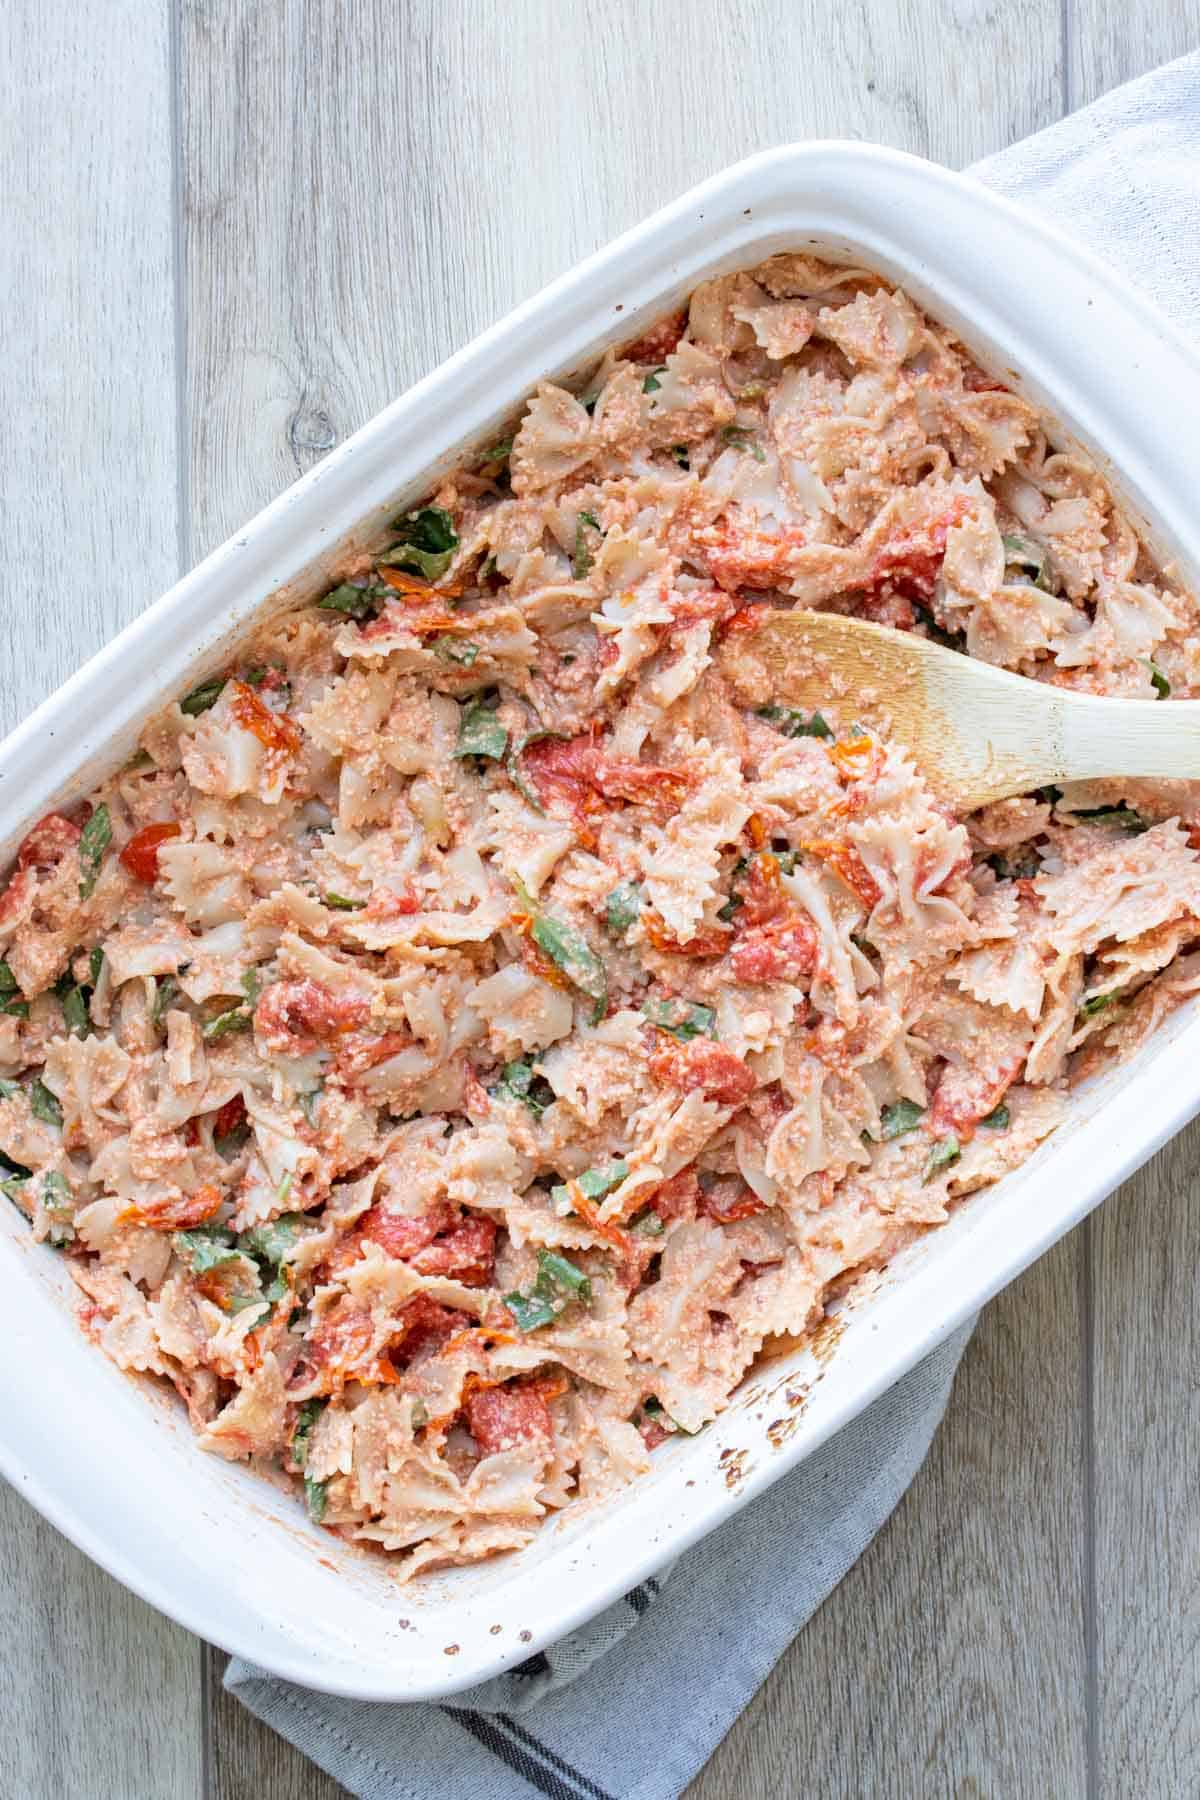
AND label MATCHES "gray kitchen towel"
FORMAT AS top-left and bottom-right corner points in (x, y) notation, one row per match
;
(227, 49), (1200, 1800)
